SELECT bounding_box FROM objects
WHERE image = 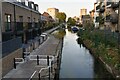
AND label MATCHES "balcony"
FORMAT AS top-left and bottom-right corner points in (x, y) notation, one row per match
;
(110, 17), (118, 24)
(106, 2), (113, 6)
(16, 22), (24, 34)
(110, 13), (118, 24)
(105, 15), (111, 22)
(2, 37), (22, 58)
(34, 23), (39, 30)
(99, 7), (105, 13)
(111, 2), (119, 9)
(96, 5), (100, 11)
(28, 22), (33, 32)
(2, 32), (14, 42)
